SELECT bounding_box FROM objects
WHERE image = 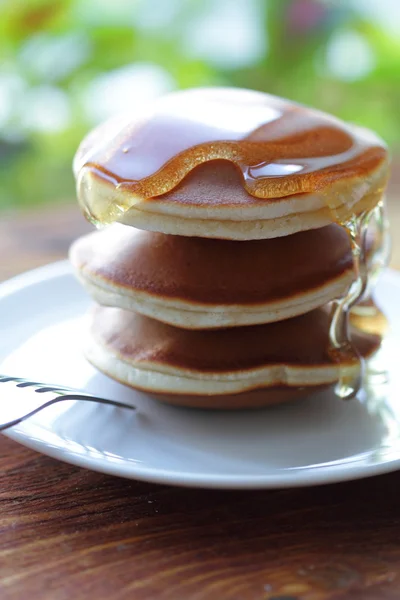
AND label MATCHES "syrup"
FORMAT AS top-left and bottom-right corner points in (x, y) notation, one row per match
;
(74, 88), (390, 399)
(364, 199), (391, 296)
(329, 200), (390, 399)
(350, 199), (390, 333)
(329, 211), (372, 399)
(74, 88), (388, 227)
